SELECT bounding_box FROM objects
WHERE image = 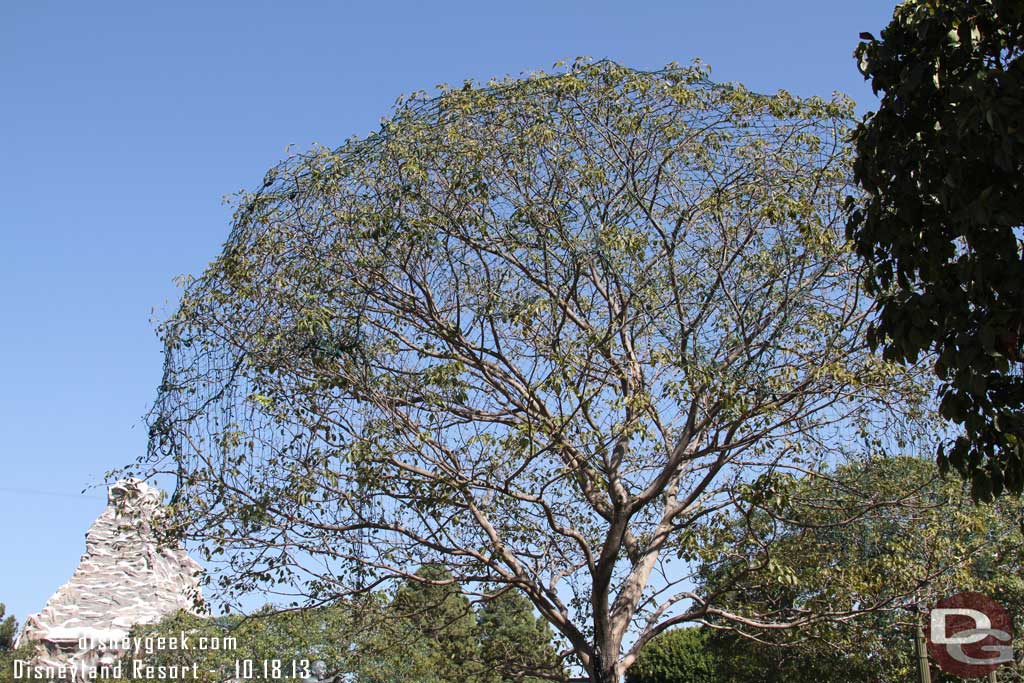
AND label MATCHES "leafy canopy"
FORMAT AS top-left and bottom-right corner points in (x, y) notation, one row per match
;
(848, 0), (1024, 499)
(625, 628), (716, 683)
(695, 456), (1024, 682)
